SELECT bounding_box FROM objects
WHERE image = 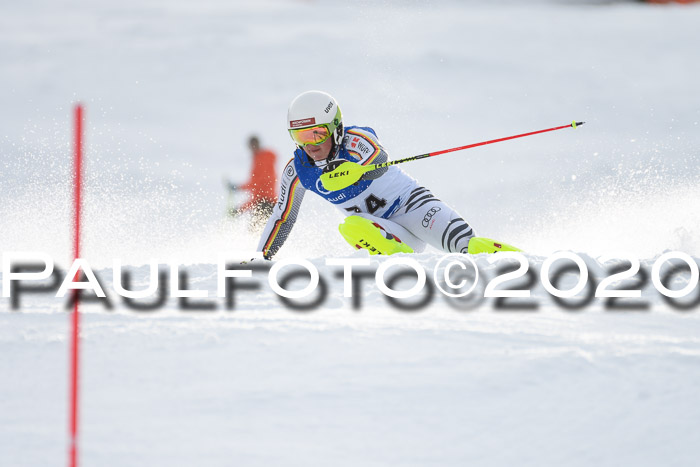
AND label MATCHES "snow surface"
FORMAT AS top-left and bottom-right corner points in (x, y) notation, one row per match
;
(1, 0), (700, 466)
